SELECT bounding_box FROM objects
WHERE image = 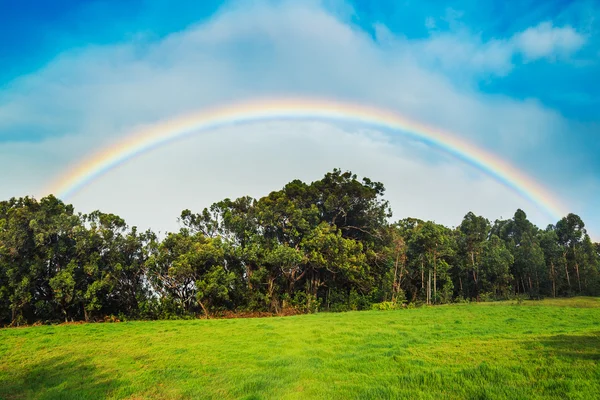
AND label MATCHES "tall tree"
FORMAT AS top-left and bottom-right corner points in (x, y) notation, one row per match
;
(480, 235), (514, 297)
(147, 231), (228, 317)
(556, 214), (586, 292)
(458, 212), (490, 300)
(539, 228), (564, 297)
